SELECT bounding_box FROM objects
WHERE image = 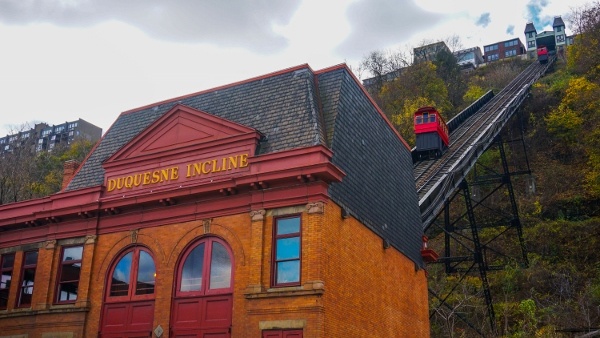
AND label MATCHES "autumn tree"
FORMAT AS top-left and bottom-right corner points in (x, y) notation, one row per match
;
(567, 1), (600, 78)
(553, 2), (600, 196)
(462, 84), (487, 104)
(360, 48), (412, 94)
(433, 48), (466, 115)
(0, 124), (38, 204)
(0, 134), (95, 204)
